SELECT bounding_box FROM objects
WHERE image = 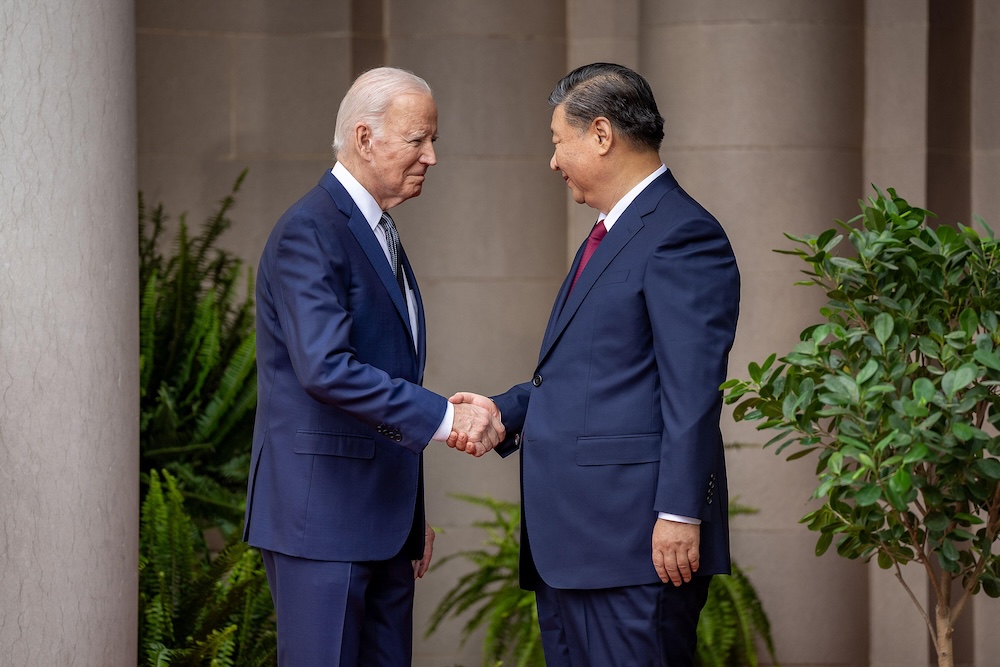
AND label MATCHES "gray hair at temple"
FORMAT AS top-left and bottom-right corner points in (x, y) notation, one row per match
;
(332, 67), (433, 157)
(548, 63), (664, 153)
